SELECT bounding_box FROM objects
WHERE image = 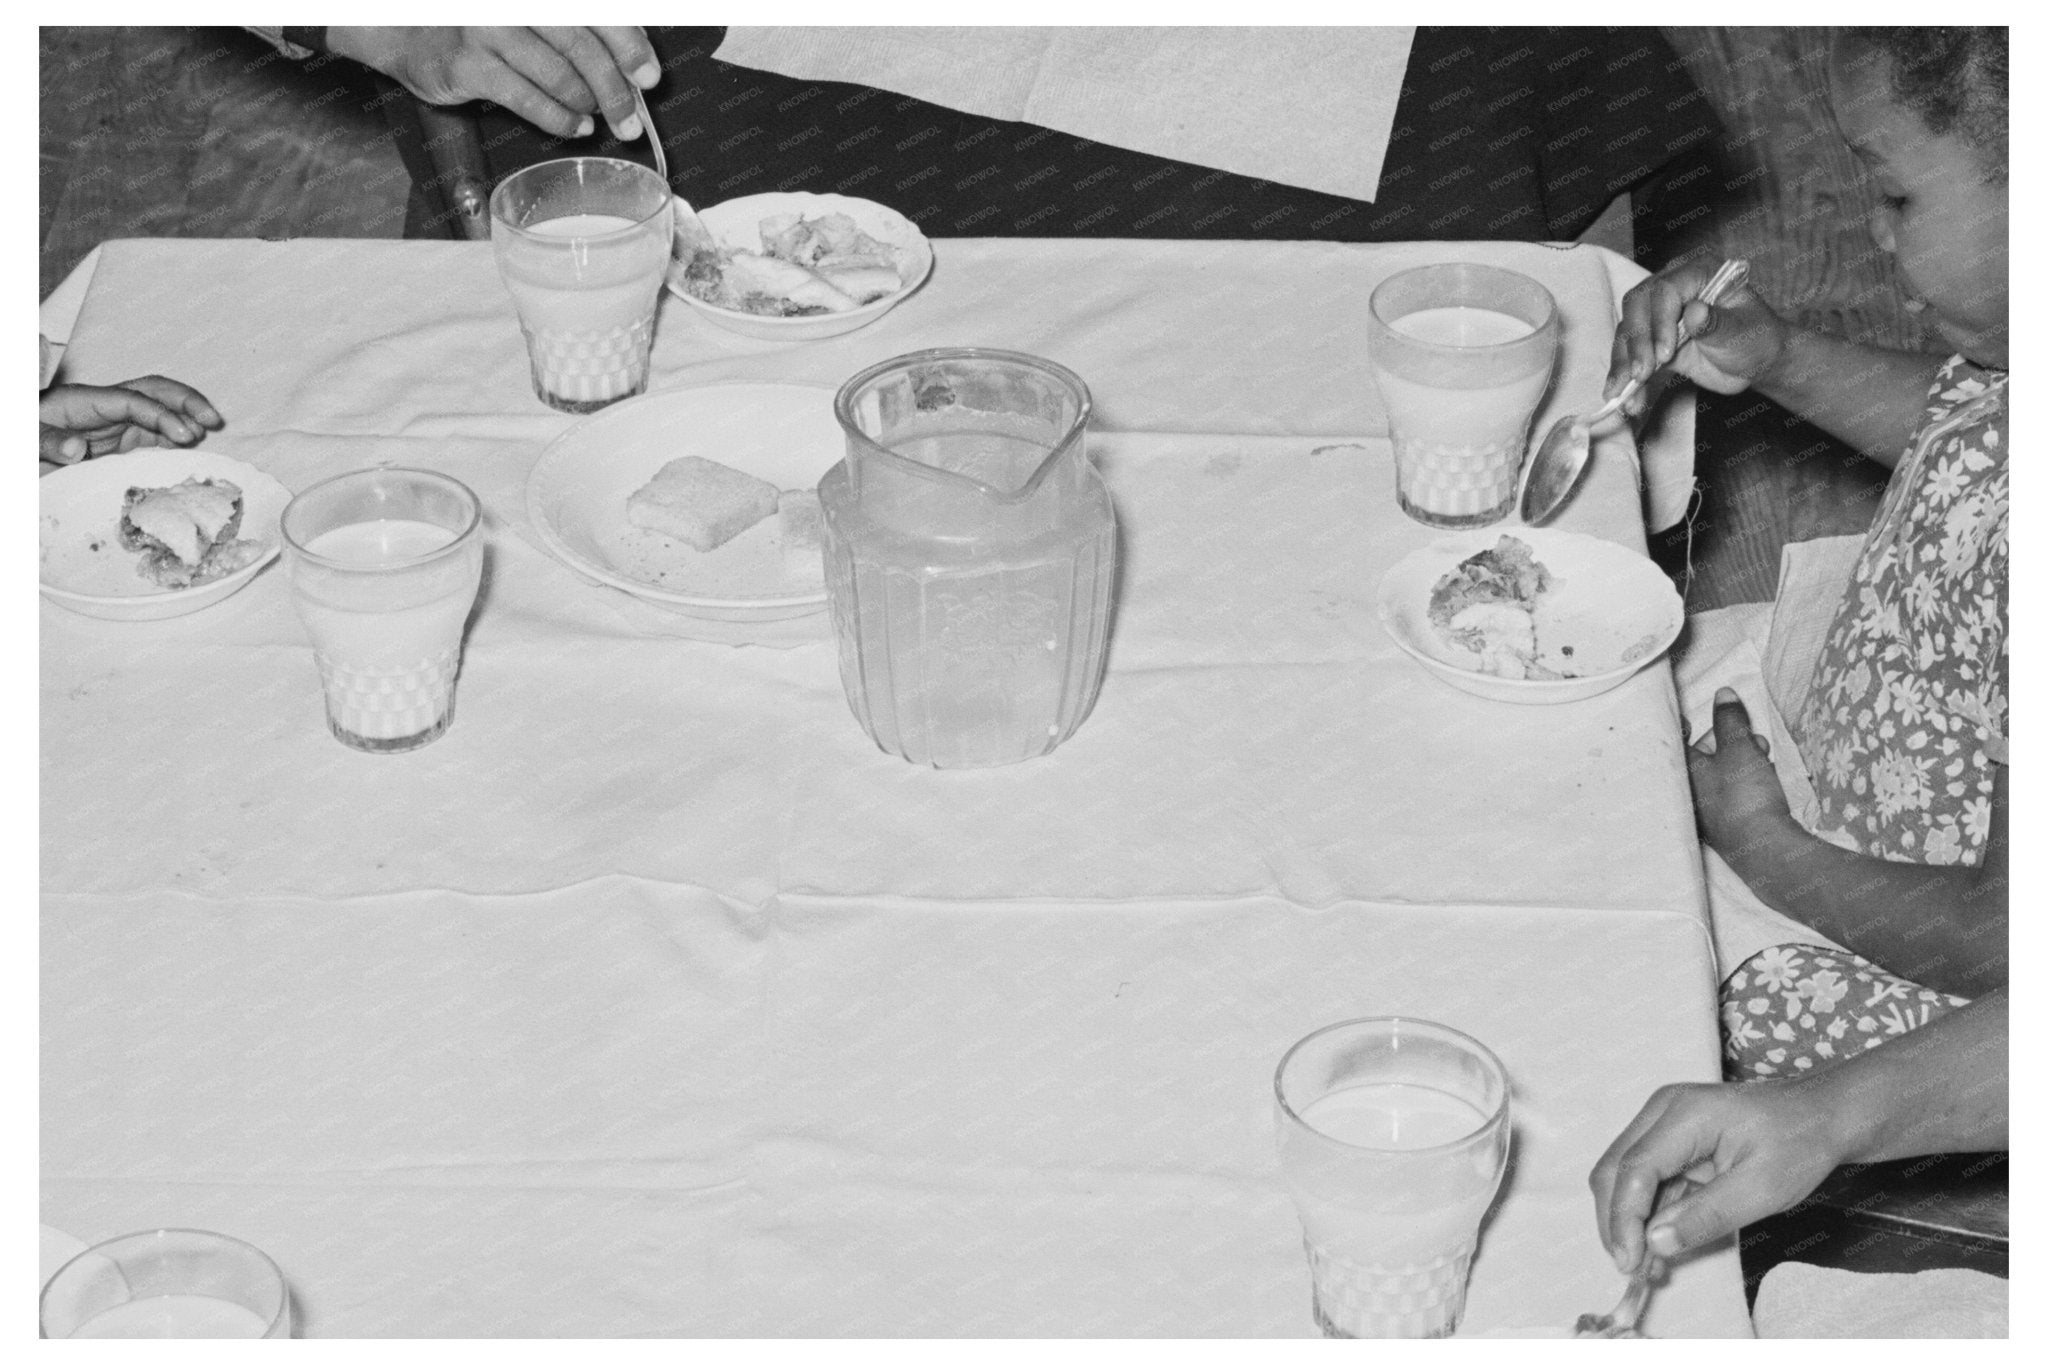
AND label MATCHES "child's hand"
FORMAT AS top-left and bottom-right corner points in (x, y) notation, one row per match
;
(39, 376), (224, 465)
(1590, 1076), (1844, 1274)
(1685, 689), (1795, 859)
(1606, 258), (1791, 416)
